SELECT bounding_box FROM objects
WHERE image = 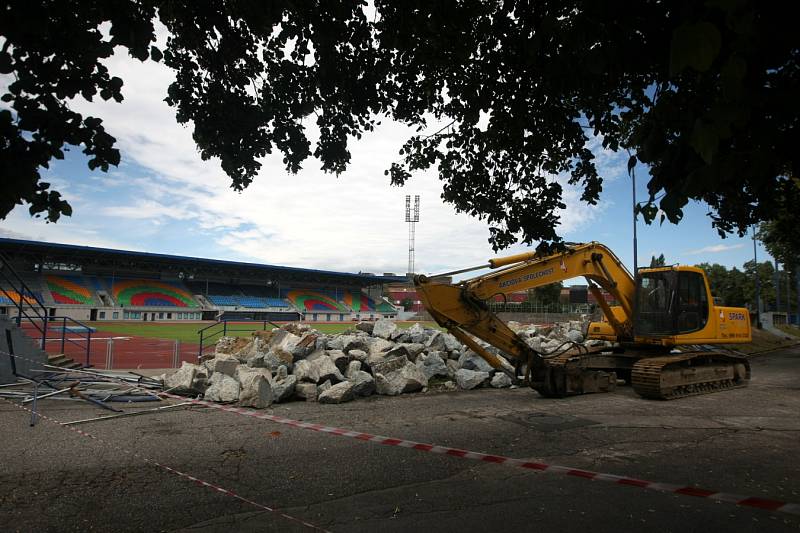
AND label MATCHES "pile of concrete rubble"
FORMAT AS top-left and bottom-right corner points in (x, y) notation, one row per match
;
(160, 319), (607, 408)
